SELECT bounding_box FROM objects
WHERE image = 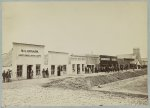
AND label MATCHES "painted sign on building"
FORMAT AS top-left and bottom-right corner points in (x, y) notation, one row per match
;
(18, 49), (41, 57)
